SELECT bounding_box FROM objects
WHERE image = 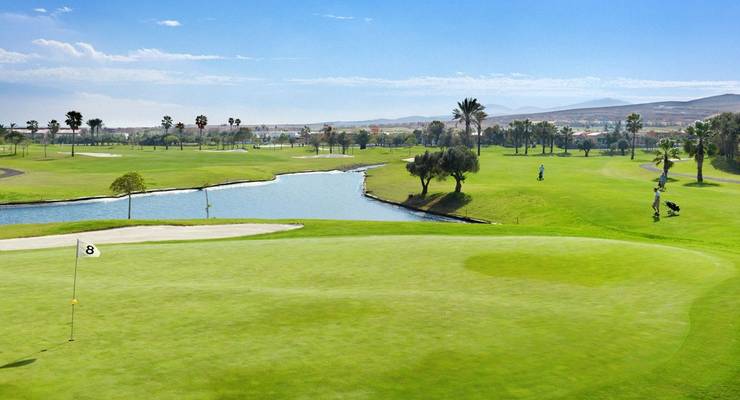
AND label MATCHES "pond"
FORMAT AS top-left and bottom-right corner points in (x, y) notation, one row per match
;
(0, 168), (454, 225)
